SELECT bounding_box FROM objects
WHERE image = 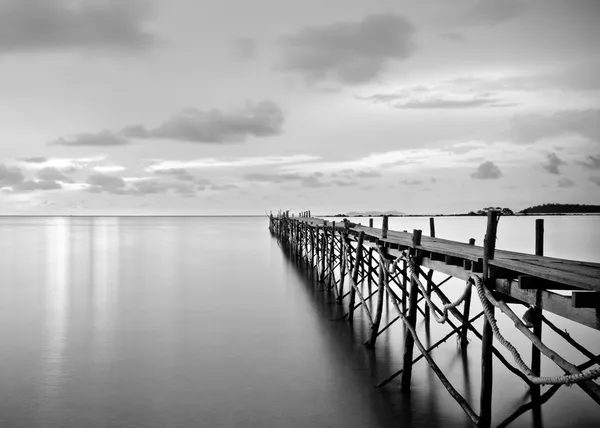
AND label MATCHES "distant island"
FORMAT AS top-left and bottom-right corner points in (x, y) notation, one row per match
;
(329, 204), (600, 217)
